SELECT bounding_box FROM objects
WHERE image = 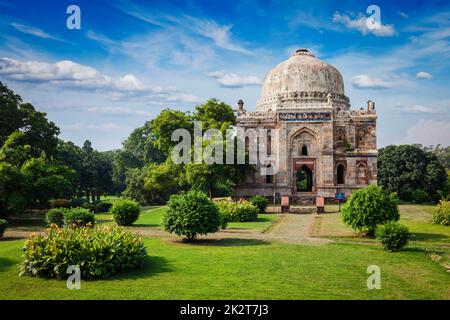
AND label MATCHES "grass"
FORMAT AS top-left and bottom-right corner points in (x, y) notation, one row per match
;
(0, 202), (449, 300)
(0, 237), (449, 299)
(97, 206), (280, 231)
